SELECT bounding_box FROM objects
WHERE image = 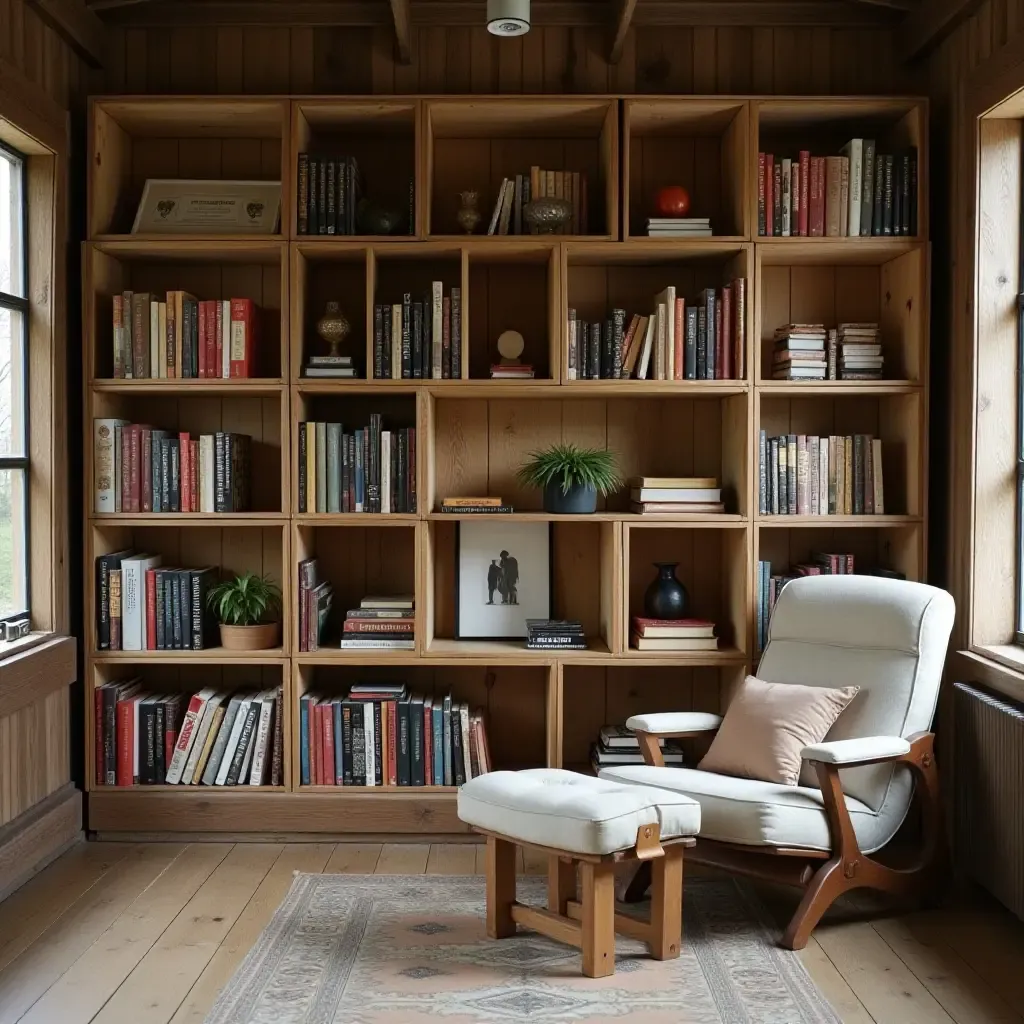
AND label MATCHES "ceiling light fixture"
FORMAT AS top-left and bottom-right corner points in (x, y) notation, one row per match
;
(487, 0), (531, 37)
